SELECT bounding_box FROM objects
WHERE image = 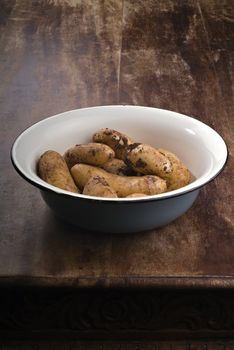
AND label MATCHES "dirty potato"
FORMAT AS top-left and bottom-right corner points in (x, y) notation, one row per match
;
(64, 143), (115, 169)
(101, 158), (134, 176)
(38, 150), (79, 193)
(125, 143), (191, 190)
(125, 143), (172, 178)
(83, 175), (118, 198)
(93, 128), (134, 160)
(158, 148), (191, 190)
(71, 164), (167, 197)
